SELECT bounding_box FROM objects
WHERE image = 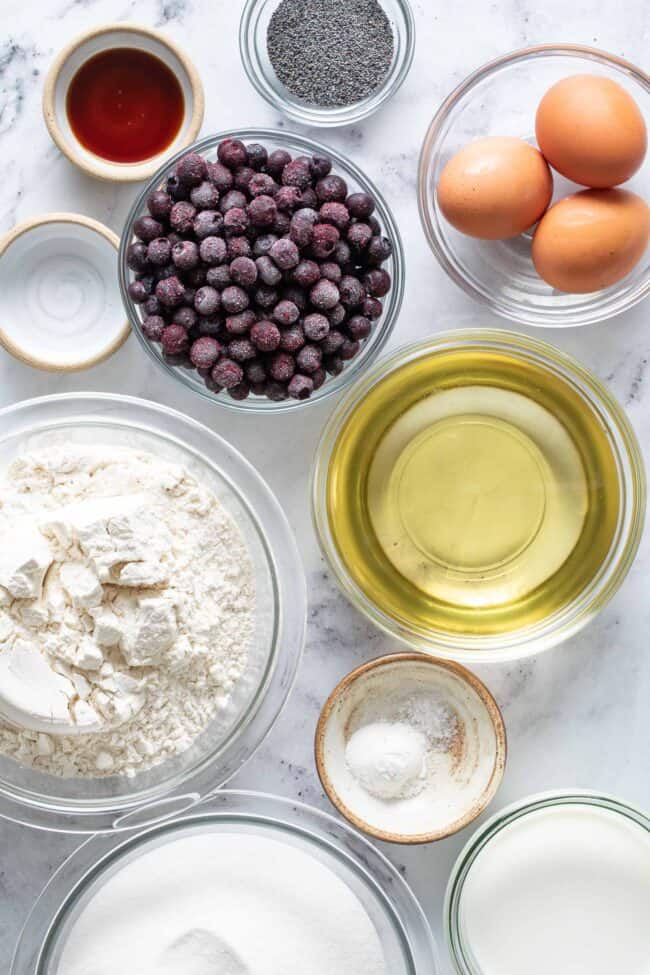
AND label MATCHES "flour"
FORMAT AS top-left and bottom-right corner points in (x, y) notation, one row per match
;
(0, 446), (254, 777)
(56, 828), (388, 975)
